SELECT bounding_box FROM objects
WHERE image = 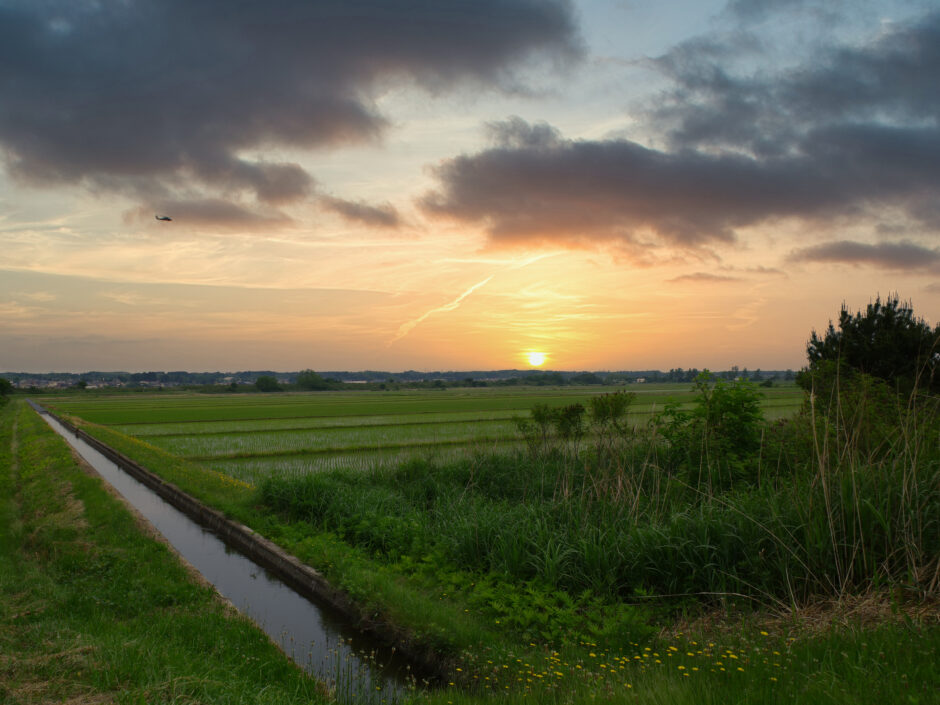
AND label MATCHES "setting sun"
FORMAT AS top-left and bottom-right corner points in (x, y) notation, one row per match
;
(526, 351), (548, 367)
